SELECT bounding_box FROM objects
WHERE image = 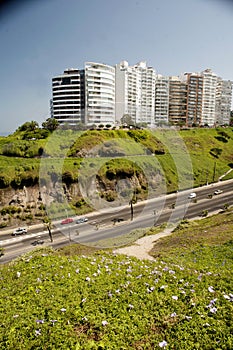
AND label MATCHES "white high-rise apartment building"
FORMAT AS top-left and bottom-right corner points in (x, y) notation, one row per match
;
(51, 68), (85, 124)
(51, 62), (232, 128)
(85, 62), (115, 125)
(140, 64), (156, 124)
(115, 61), (156, 125)
(154, 74), (169, 125)
(215, 78), (232, 125)
(201, 69), (218, 126)
(51, 62), (115, 126)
